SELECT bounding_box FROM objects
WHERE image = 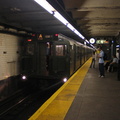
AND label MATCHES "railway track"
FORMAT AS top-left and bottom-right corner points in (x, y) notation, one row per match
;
(0, 81), (62, 120)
